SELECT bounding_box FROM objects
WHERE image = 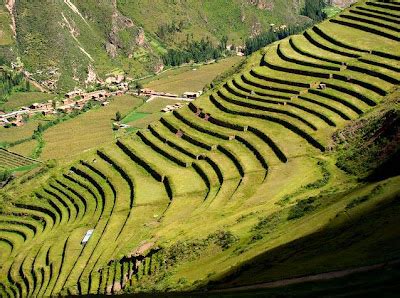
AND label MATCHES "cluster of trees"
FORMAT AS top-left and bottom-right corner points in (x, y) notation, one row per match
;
(244, 0), (327, 56)
(244, 23), (310, 55)
(162, 36), (228, 66)
(157, 20), (188, 40)
(301, 0), (327, 22)
(0, 69), (31, 102)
